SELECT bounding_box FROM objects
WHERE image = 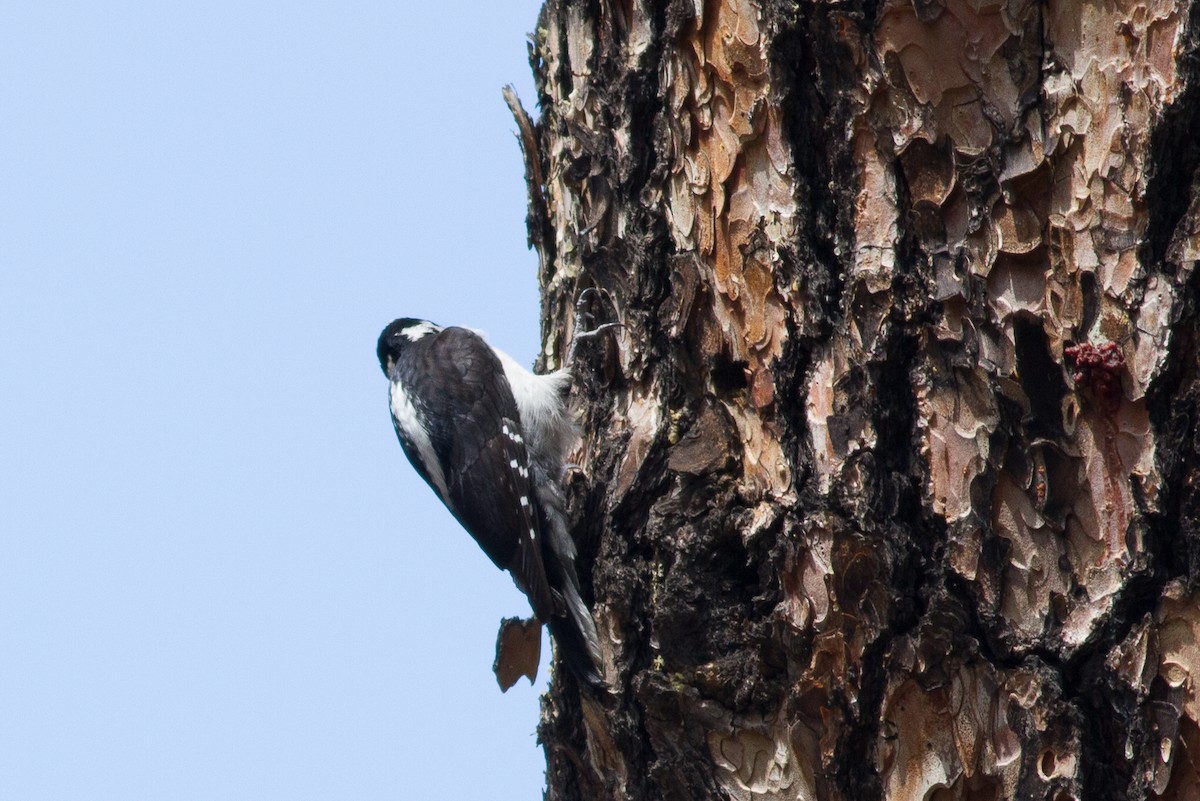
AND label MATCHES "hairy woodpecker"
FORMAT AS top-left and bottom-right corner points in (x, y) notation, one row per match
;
(377, 318), (604, 689)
